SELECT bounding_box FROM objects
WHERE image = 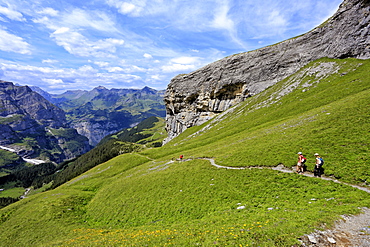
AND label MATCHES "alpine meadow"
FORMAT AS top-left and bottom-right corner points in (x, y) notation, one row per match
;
(1, 0), (370, 245)
(0, 57), (369, 246)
